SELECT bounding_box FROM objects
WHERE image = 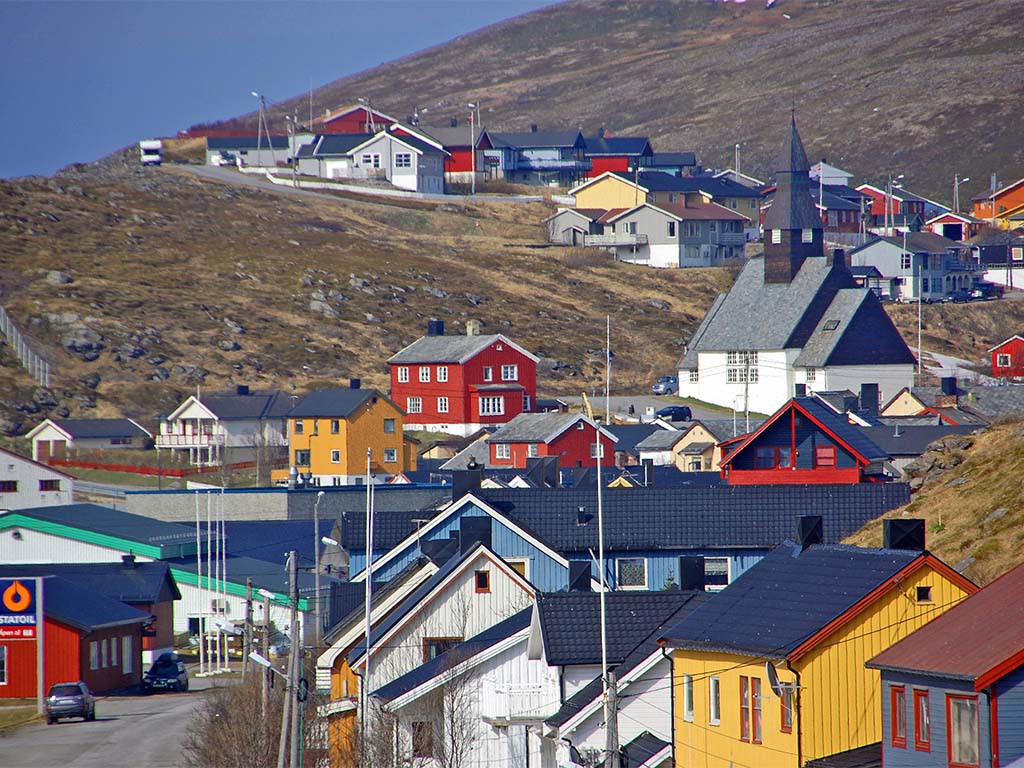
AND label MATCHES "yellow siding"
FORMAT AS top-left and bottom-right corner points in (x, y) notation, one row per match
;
(796, 565), (972, 761)
(879, 390), (926, 416)
(574, 175), (648, 210)
(676, 424), (726, 472)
